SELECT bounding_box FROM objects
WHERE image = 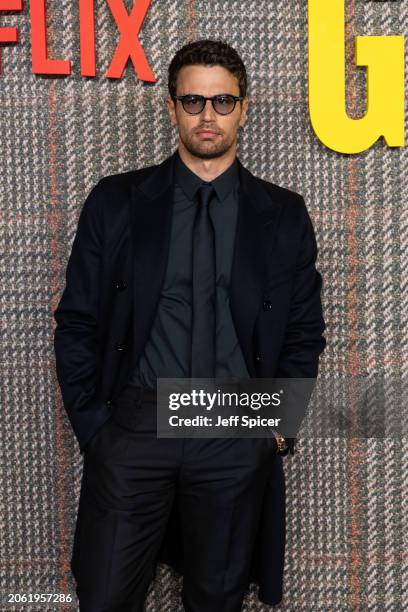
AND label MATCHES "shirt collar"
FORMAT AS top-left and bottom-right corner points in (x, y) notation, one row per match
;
(174, 148), (239, 202)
